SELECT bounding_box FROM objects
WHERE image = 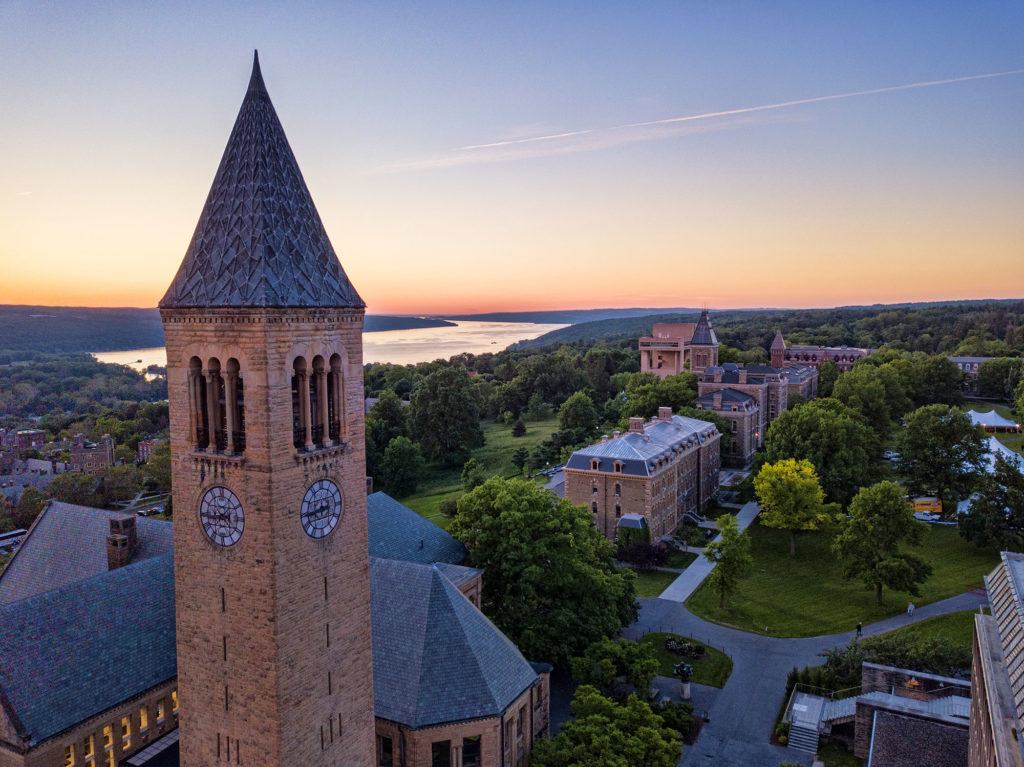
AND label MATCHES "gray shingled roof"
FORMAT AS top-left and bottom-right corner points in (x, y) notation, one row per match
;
(0, 501), (173, 605)
(367, 492), (467, 565)
(370, 557), (538, 729)
(690, 309), (718, 346)
(159, 52), (362, 309)
(566, 415), (719, 477)
(0, 554), (176, 746)
(697, 388), (755, 406)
